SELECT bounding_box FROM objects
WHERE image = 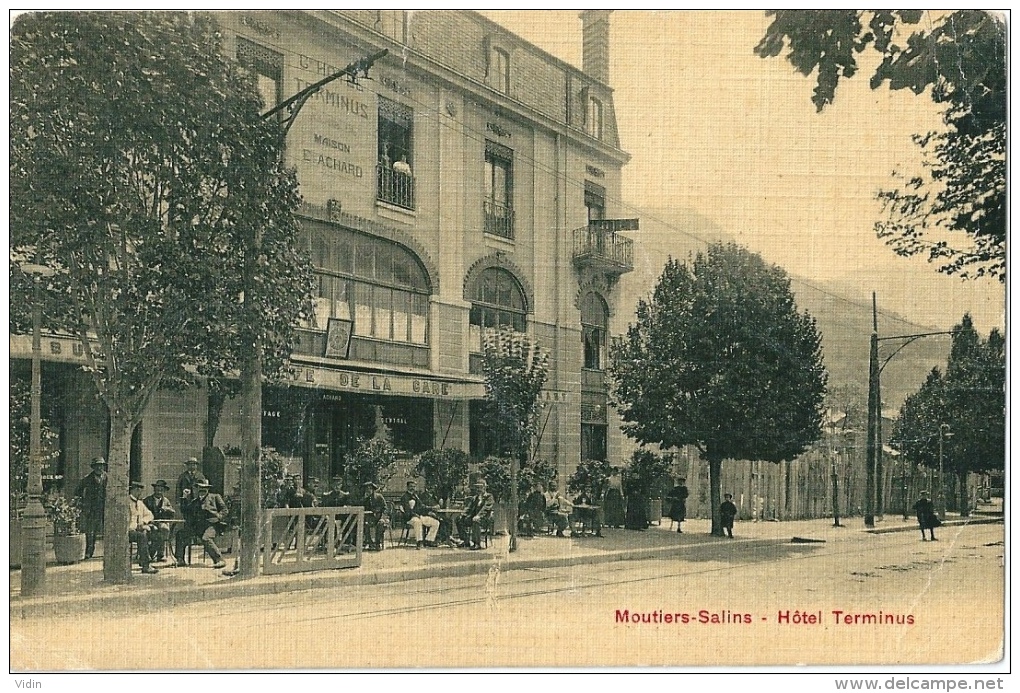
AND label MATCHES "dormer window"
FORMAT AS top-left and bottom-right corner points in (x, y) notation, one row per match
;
(492, 47), (510, 94)
(485, 37), (513, 96)
(587, 96), (603, 140)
